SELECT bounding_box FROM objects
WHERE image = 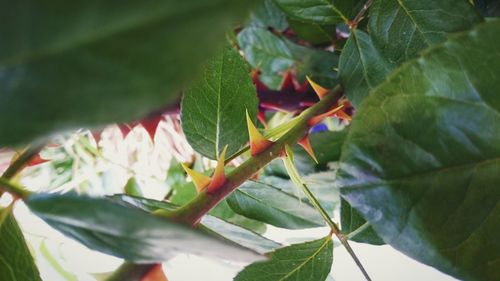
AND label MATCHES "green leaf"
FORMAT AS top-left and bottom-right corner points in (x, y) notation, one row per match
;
(235, 236), (333, 281)
(250, 0), (289, 31)
(0, 1), (256, 146)
(338, 29), (393, 107)
(210, 200), (267, 234)
(288, 19), (336, 44)
(369, 0), (482, 64)
(238, 27), (296, 75)
(200, 216), (280, 254)
(338, 21), (500, 281)
(181, 43), (259, 160)
(273, 0), (360, 24)
(110, 194), (277, 254)
(340, 198), (384, 245)
(238, 27), (338, 89)
(227, 180), (326, 229)
(0, 211), (42, 281)
(25, 193), (263, 263)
